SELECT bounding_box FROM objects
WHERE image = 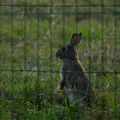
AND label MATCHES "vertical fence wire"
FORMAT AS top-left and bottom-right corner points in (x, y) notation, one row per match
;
(0, 1), (120, 119)
(36, 0), (40, 112)
(23, 0), (27, 119)
(50, 0), (53, 107)
(10, 0), (15, 119)
(114, 0), (118, 119)
(62, 0), (65, 45)
(101, 0), (104, 72)
(75, 0), (78, 32)
(88, 0), (91, 77)
(50, 0), (53, 76)
(101, 0), (104, 108)
(88, 0), (92, 91)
